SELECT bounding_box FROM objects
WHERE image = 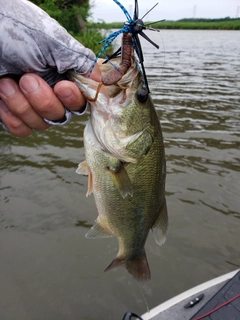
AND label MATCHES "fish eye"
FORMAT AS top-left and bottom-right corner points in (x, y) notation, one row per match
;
(136, 88), (148, 104)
